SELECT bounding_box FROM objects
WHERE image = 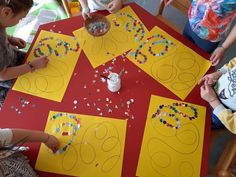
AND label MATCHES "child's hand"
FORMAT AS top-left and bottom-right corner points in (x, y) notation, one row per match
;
(82, 6), (91, 20)
(107, 0), (122, 13)
(200, 83), (220, 108)
(198, 71), (223, 86)
(163, 0), (174, 6)
(31, 56), (49, 69)
(8, 36), (26, 49)
(44, 134), (60, 153)
(210, 46), (226, 66)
